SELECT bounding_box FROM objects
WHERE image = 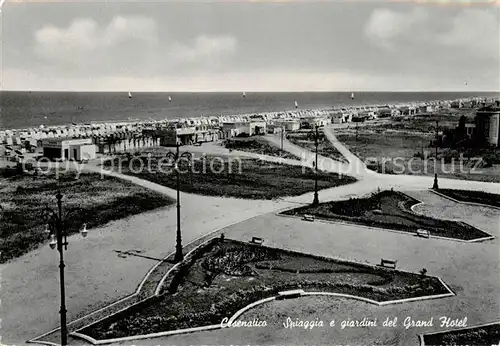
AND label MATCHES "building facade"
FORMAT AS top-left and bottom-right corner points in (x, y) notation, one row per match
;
(41, 138), (97, 161)
(474, 103), (500, 147)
